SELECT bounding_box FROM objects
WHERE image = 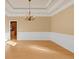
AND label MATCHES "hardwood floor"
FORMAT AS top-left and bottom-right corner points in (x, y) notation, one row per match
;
(5, 40), (74, 59)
